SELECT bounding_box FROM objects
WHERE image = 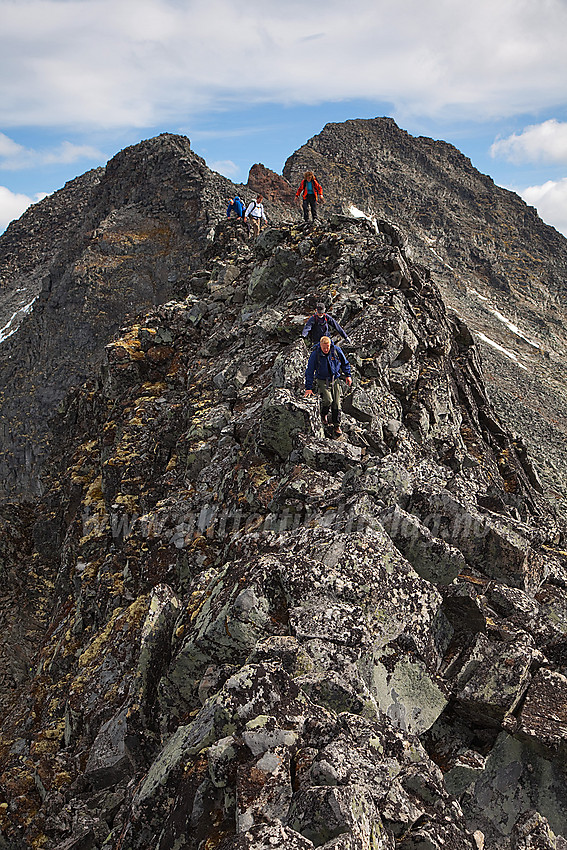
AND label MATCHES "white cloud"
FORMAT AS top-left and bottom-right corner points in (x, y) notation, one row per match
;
(209, 159), (240, 179)
(0, 133), (24, 159)
(520, 179), (567, 237)
(0, 133), (102, 171)
(1, 0), (567, 129)
(491, 120), (567, 164)
(0, 186), (48, 232)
